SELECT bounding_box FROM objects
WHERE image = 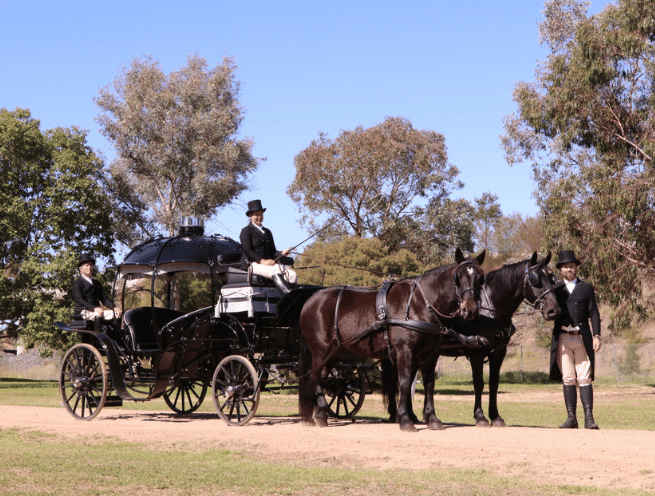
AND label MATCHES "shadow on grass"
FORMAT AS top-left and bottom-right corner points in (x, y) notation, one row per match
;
(0, 378), (58, 387)
(498, 371), (551, 384)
